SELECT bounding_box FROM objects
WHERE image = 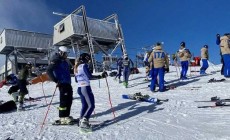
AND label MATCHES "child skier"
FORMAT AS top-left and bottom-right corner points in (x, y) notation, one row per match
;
(17, 62), (33, 110)
(74, 53), (108, 131)
(122, 54), (134, 88)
